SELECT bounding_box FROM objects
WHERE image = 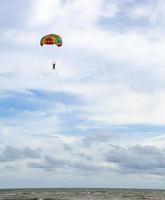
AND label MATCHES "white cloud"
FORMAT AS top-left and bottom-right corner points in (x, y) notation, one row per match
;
(28, 0), (119, 29)
(130, 0), (165, 25)
(1, 0), (165, 188)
